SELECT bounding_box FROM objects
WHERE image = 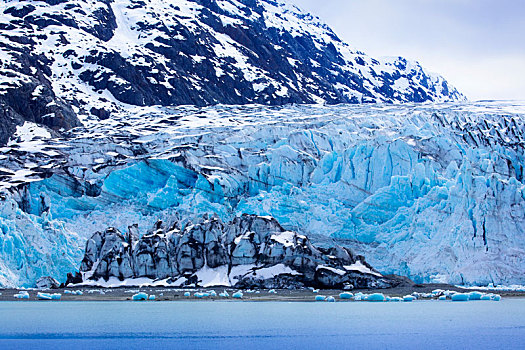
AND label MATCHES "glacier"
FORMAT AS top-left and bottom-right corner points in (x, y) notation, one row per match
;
(0, 101), (524, 287)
